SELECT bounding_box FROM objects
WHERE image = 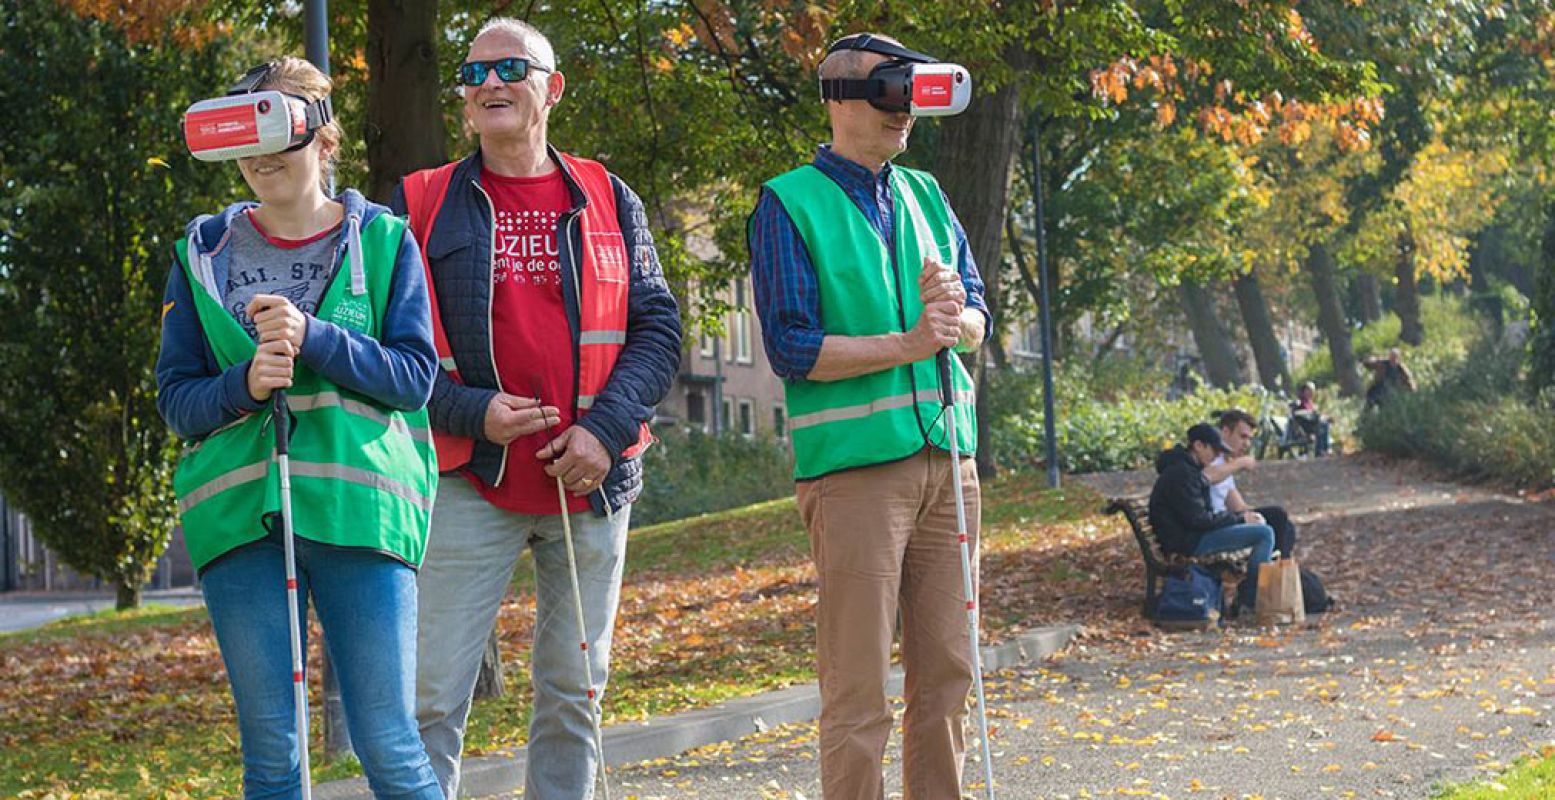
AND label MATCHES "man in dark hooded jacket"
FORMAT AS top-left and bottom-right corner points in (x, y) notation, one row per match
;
(1149, 423), (1275, 611)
